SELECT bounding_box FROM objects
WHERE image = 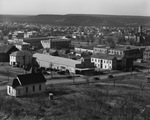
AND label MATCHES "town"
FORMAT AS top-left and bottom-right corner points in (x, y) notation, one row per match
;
(0, 19), (150, 119)
(0, 0), (150, 119)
